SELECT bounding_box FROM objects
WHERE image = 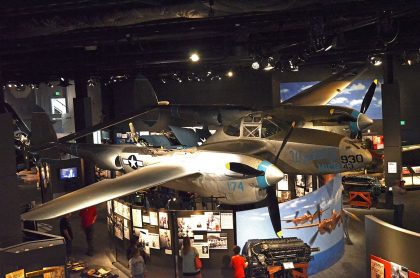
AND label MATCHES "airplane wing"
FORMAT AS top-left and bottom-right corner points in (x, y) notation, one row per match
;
(284, 223), (319, 229)
(21, 162), (197, 220)
(282, 65), (367, 106)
